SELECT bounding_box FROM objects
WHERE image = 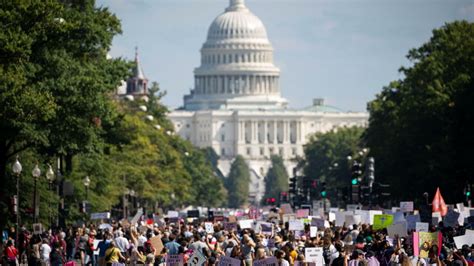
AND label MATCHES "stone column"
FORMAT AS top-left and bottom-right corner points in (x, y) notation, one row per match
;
(273, 120), (278, 143)
(245, 75), (249, 94)
(263, 121), (268, 144)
